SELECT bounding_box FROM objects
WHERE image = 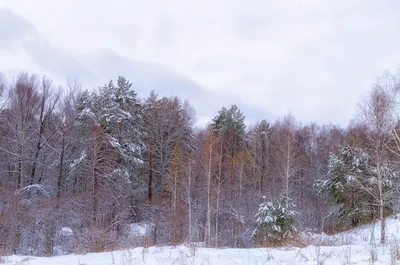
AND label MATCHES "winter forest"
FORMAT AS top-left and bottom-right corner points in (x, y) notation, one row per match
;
(1, 69), (400, 257)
